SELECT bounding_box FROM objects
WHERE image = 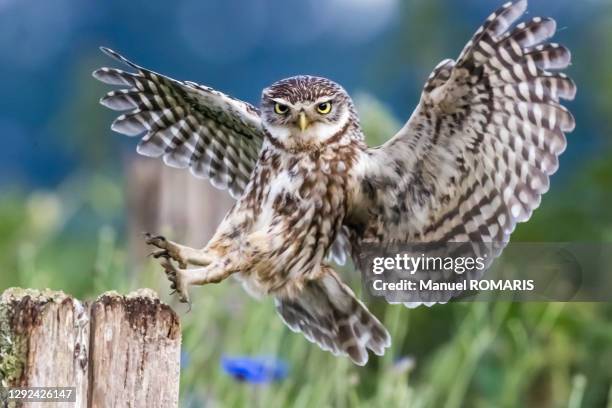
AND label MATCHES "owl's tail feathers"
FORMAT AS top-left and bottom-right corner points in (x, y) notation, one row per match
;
(274, 268), (391, 366)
